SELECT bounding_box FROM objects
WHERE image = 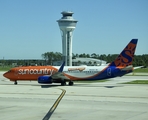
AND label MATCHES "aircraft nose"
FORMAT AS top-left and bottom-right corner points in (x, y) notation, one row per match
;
(3, 72), (9, 79)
